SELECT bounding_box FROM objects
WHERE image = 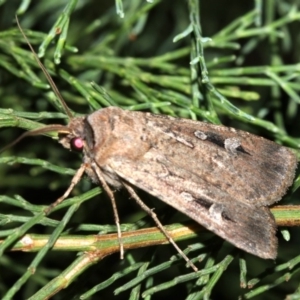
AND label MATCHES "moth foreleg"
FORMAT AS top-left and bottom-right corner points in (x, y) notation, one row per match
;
(45, 163), (86, 215)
